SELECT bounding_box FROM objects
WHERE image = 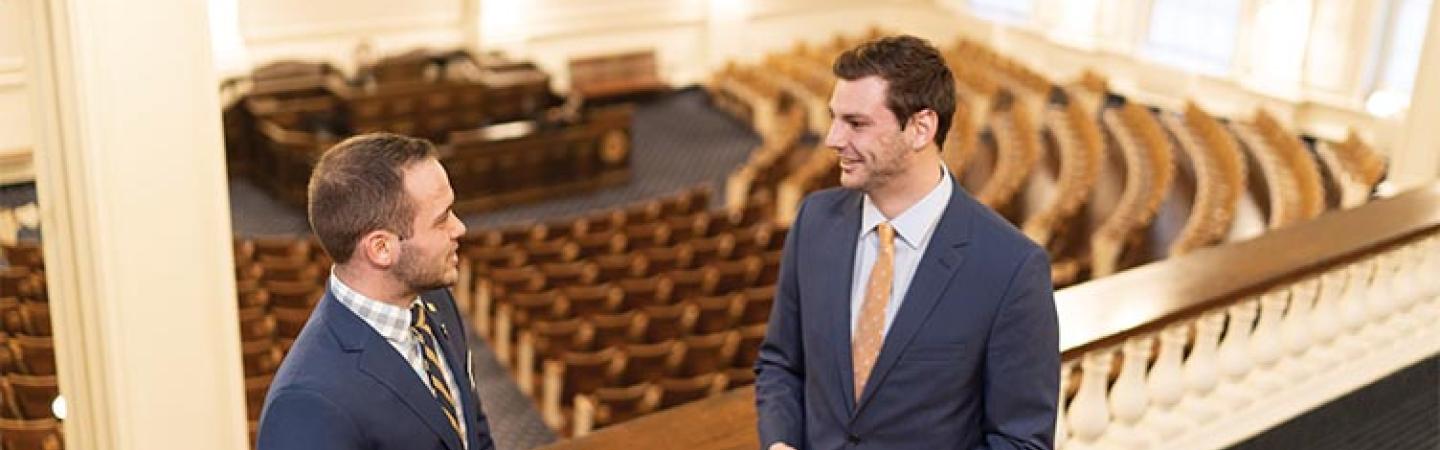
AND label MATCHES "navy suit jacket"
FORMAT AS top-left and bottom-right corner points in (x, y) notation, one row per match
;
(257, 288), (495, 450)
(755, 181), (1059, 450)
